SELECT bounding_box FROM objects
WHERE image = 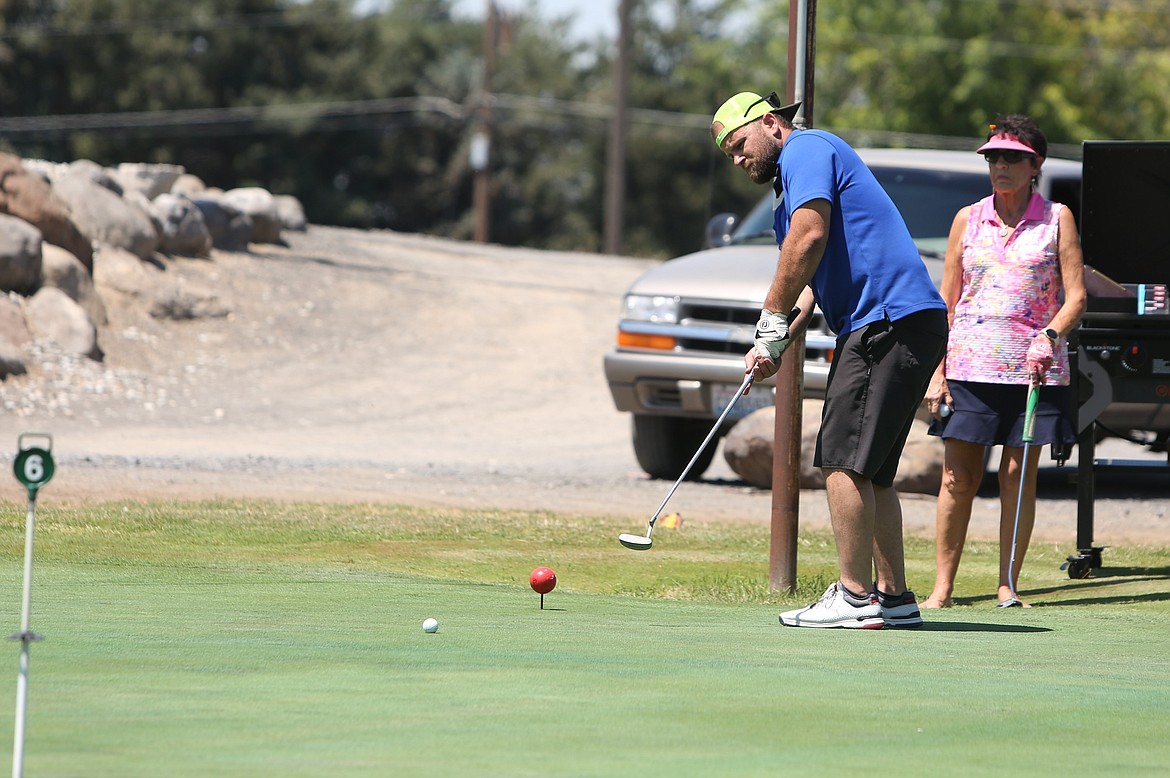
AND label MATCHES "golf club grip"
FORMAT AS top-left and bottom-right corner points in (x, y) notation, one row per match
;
(1022, 382), (1039, 443)
(649, 373), (755, 523)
